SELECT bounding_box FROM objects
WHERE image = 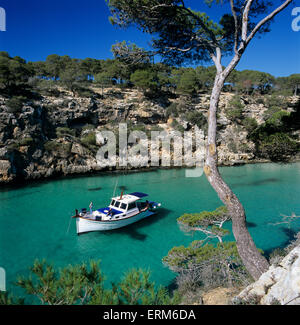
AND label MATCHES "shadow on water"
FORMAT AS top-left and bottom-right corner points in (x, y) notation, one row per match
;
(166, 277), (178, 294)
(88, 186), (102, 191)
(246, 221), (257, 228)
(264, 227), (298, 258)
(231, 177), (280, 188)
(0, 190), (42, 201)
(118, 185), (128, 191)
(93, 207), (172, 241)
